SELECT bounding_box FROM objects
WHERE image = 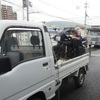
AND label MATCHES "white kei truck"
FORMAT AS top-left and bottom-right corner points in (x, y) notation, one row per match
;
(0, 20), (89, 100)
